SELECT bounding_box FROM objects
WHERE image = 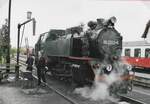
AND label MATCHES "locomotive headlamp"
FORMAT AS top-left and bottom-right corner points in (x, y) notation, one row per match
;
(127, 65), (132, 71)
(106, 65), (112, 71)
